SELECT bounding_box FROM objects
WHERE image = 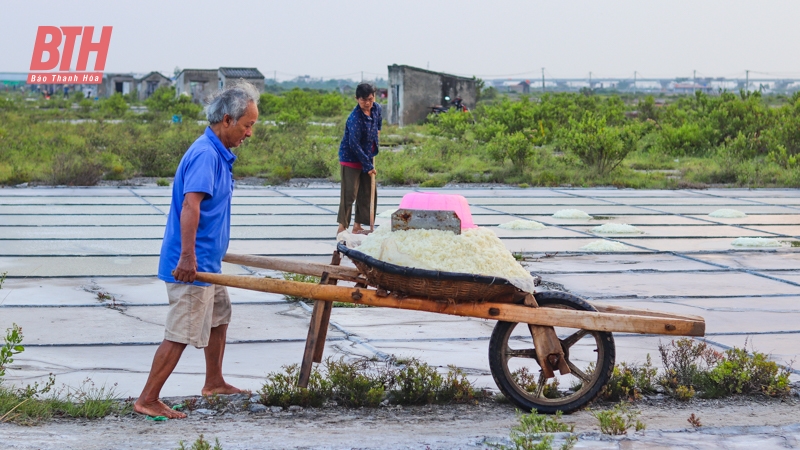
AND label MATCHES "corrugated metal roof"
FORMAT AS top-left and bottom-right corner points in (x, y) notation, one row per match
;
(0, 73), (30, 82)
(219, 67), (264, 79)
